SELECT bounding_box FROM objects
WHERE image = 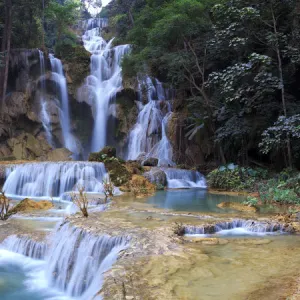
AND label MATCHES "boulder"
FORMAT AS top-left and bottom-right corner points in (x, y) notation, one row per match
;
(105, 158), (131, 186)
(88, 146), (116, 162)
(144, 168), (167, 188)
(142, 157), (158, 167)
(136, 152), (147, 162)
(46, 148), (73, 161)
(217, 202), (257, 213)
(10, 198), (54, 214)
